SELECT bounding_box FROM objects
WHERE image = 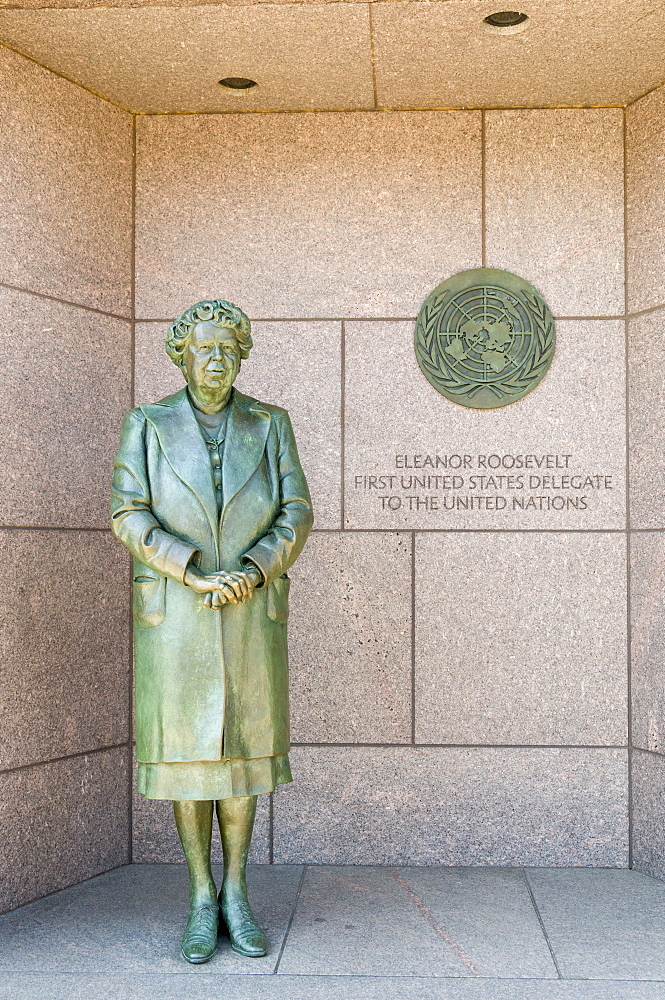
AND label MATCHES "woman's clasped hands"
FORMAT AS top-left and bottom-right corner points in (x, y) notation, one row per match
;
(184, 564), (262, 609)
